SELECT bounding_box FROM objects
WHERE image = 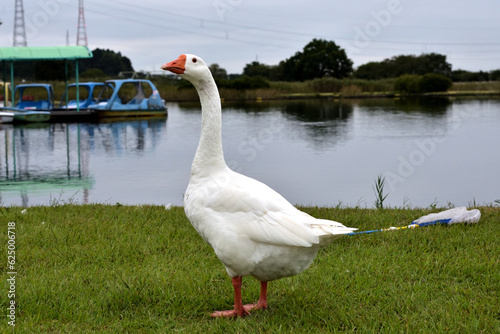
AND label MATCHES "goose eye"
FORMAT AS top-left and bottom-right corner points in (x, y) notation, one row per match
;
(192, 58), (197, 63)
